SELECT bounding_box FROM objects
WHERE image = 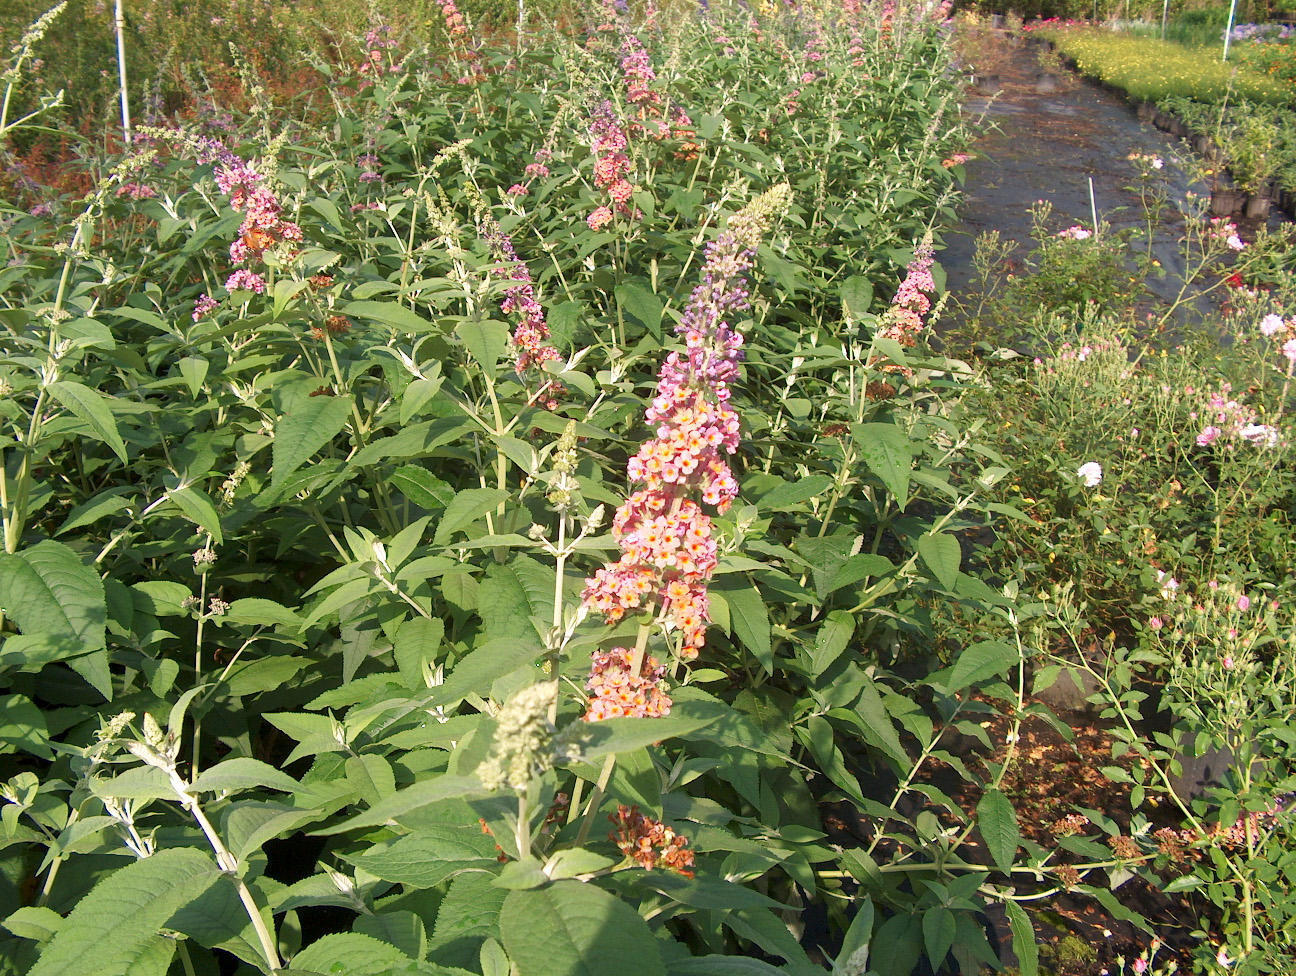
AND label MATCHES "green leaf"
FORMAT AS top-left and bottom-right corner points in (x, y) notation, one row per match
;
(223, 802), (323, 862)
(713, 579), (771, 674)
(922, 907), (955, 969)
(615, 280), (664, 340)
(501, 881), (665, 976)
(3, 906), (63, 944)
(976, 789), (1020, 875)
(291, 933), (414, 975)
(91, 765), (175, 801)
(0, 695), (53, 759)
(941, 641), (1018, 694)
(434, 489), (511, 546)
(395, 618), (444, 690)
(667, 959), (787, 975)
(851, 423), (912, 510)
(354, 911), (427, 961)
(341, 300), (440, 333)
(29, 848), (220, 976)
(189, 758), (301, 795)
(167, 487), (224, 545)
(219, 656), (309, 698)
(457, 321), (510, 370)
(833, 897), (874, 976)
(434, 637), (541, 712)
(272, 395), (354, 487)
(56, 491), (133, 536)
(164, 875), (269, 971)
(177, 356), (209, 396)
(543, 849), (616, 881)
(46, 380), (129, 463)
(0, 540), (106, 653)
(853, 677), (908, 766)
(916, 530), (960, 591)
(316, 776), (492, 834)
(571, 713), (719, 764)
(391, 466), (454, 512)
(841, 276), (874, 321)
(811, 611), (855, 674)
(757, 475), (834, 511)
(223, 598), (302, 630)
(1003, 900), (1037, 976)
(346, 755), (396, 807)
